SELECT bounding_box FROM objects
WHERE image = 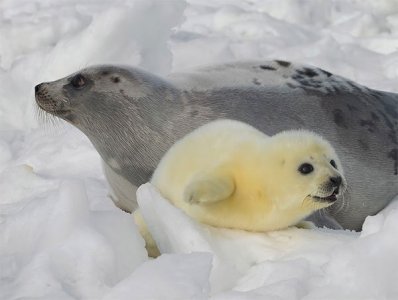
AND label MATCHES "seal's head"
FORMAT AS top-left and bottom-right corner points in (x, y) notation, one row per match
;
(262, 130), (347, 214)
(35, 65), (177, 133)
(34, 65), (182, 179)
